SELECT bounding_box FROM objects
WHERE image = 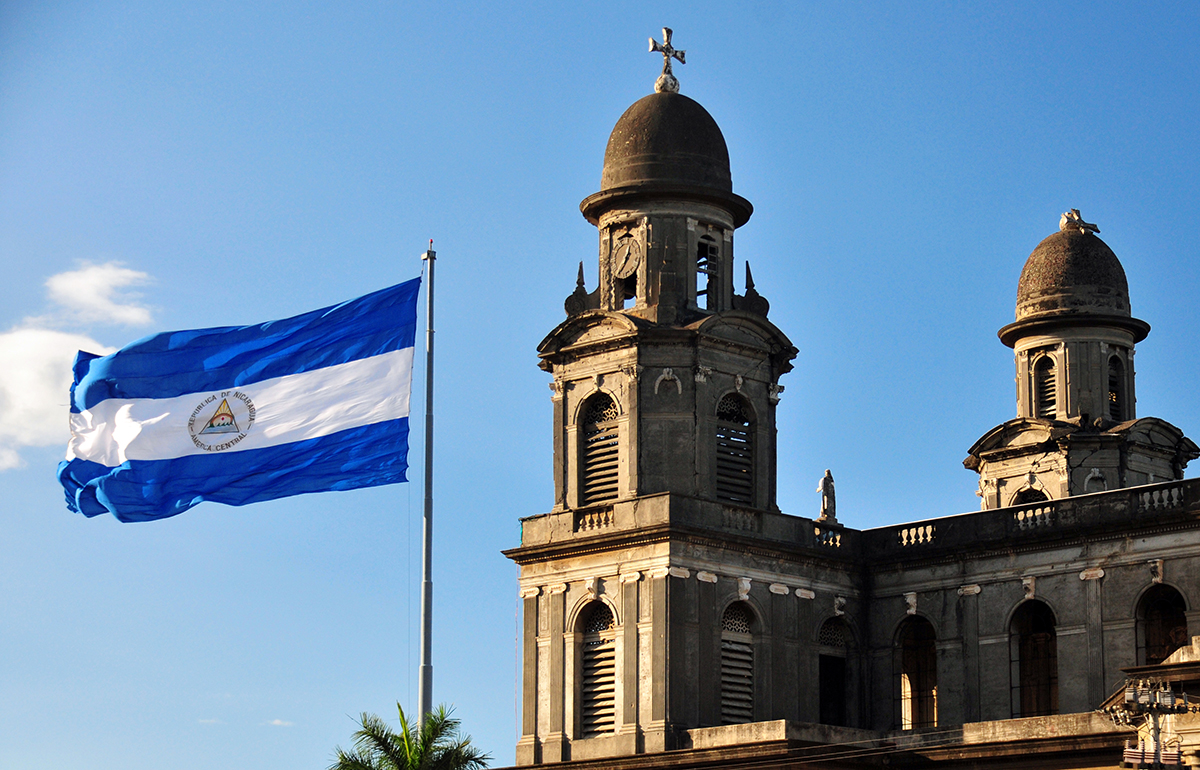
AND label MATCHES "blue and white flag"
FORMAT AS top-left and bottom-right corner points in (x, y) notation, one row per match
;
(57, 278), (421, 523)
